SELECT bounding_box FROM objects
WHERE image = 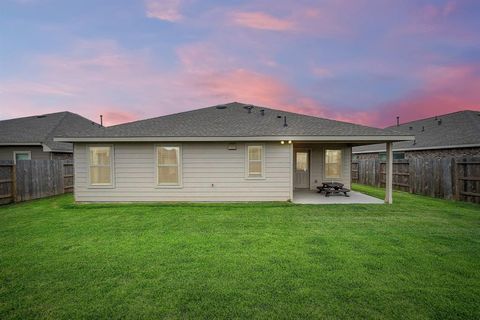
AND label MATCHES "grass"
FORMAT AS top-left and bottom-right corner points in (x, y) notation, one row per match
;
(0, 185), (479, 319)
